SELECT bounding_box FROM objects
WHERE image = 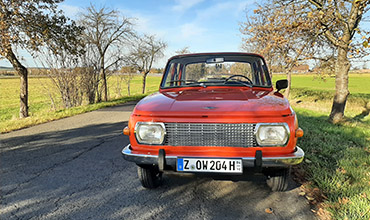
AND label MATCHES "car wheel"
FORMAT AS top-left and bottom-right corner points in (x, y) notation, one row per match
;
(137, 165), (162, 189)
(266, 168), (290, 192)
